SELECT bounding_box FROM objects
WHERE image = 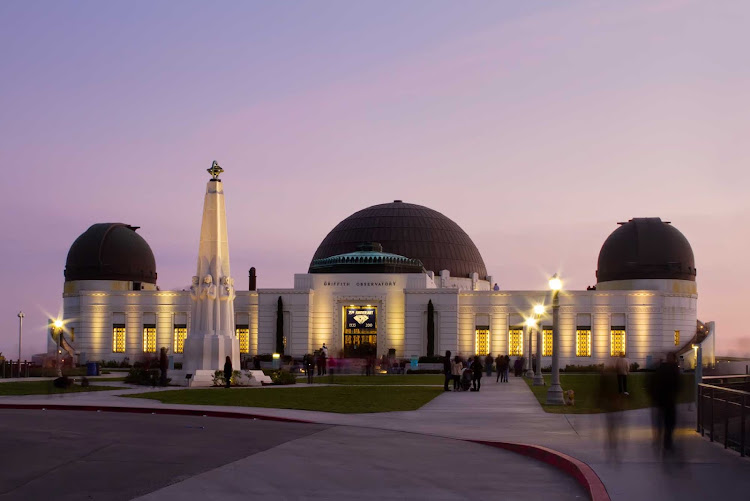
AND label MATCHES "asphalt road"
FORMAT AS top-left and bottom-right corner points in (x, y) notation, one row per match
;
(0, 410), (586, 500)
